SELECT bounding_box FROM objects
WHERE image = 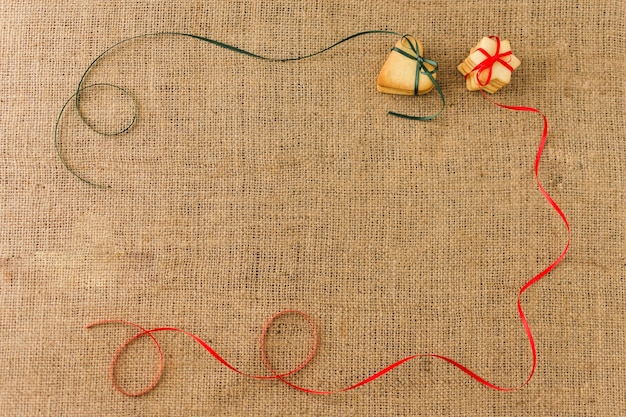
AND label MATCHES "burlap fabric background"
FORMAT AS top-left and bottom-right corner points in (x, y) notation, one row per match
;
(1, 1), (624, 415)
